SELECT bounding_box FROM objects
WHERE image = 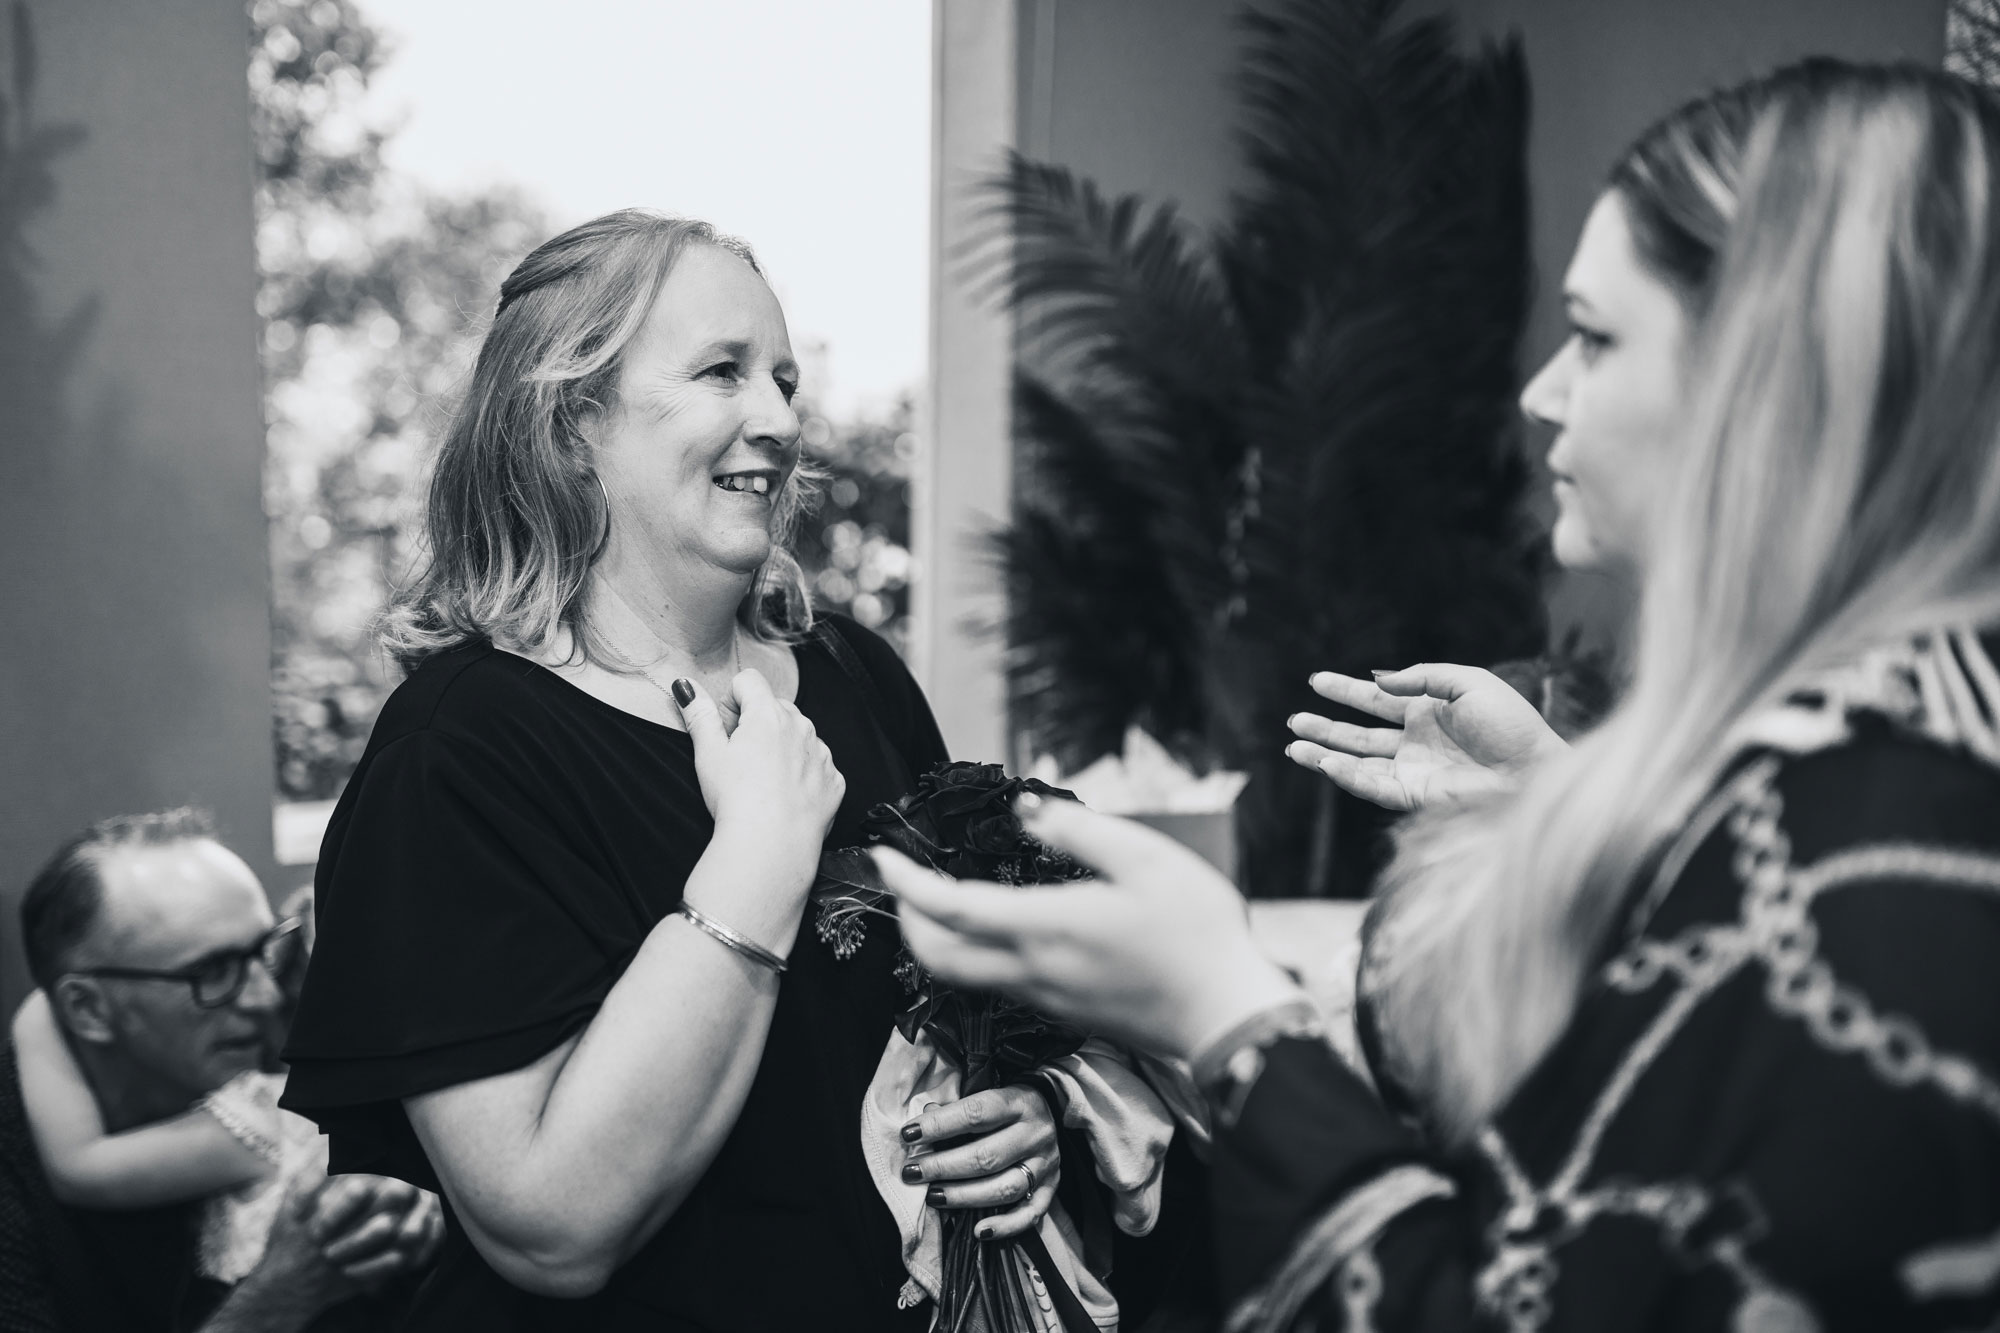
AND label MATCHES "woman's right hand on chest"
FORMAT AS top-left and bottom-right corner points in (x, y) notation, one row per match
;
(677, 669), (845, 887)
